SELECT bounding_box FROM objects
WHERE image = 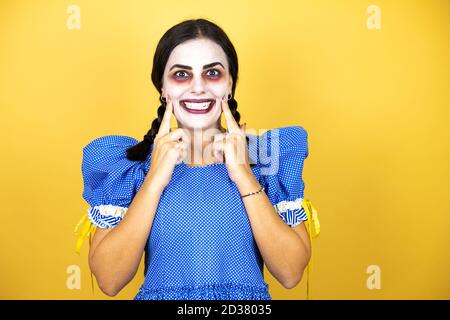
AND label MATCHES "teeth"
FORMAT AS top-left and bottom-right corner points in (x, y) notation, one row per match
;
(184, 101), (211, 110)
